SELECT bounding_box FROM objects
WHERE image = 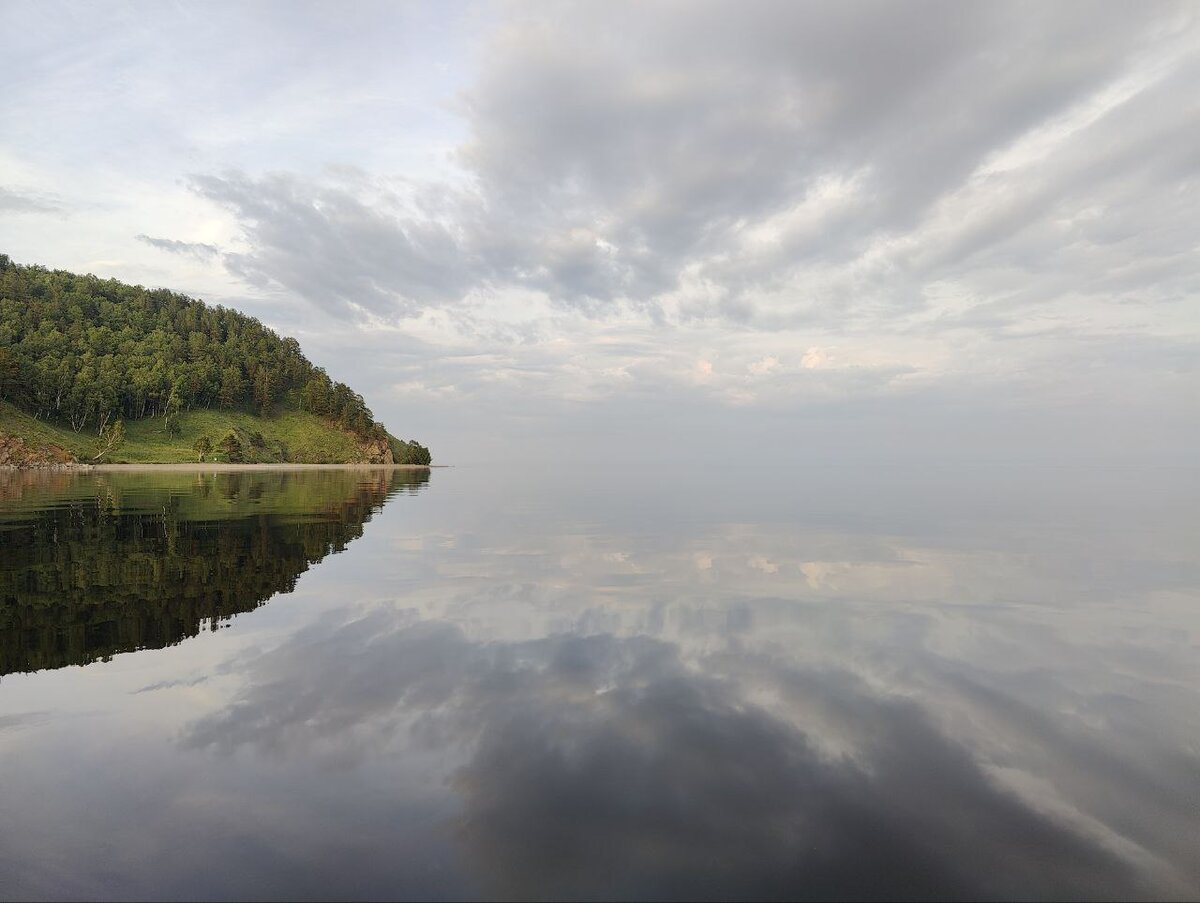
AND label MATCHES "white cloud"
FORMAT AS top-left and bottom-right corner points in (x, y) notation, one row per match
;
(748, 356), (779, 377)
(800, 348), (828, 370)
